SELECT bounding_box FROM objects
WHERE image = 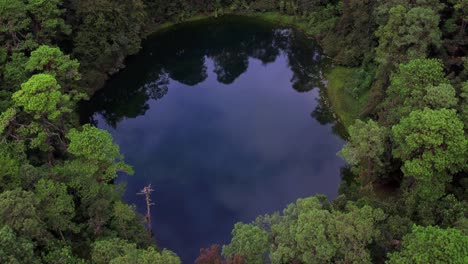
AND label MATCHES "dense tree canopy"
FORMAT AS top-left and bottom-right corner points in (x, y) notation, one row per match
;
(0, 0), (466, 263)
(387, 225), (468, 264)
(392, 108), (467, 201)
